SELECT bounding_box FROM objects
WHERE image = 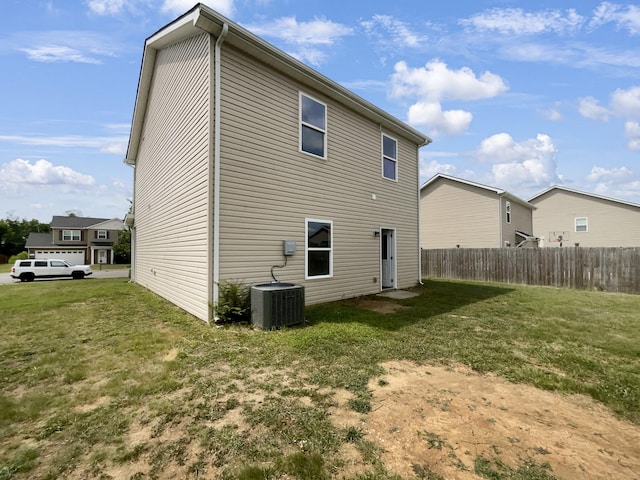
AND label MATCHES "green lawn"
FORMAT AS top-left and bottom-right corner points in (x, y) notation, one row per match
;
(0, 278), (638, 479)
